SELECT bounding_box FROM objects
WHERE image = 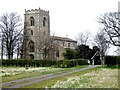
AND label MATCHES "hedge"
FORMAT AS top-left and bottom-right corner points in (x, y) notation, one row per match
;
(1, 59), (89, 68)
(105, 56), (120, 66)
